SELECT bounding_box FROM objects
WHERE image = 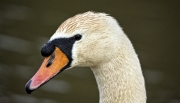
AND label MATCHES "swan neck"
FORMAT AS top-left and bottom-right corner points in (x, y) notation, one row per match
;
(91, 49), (146, 103)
